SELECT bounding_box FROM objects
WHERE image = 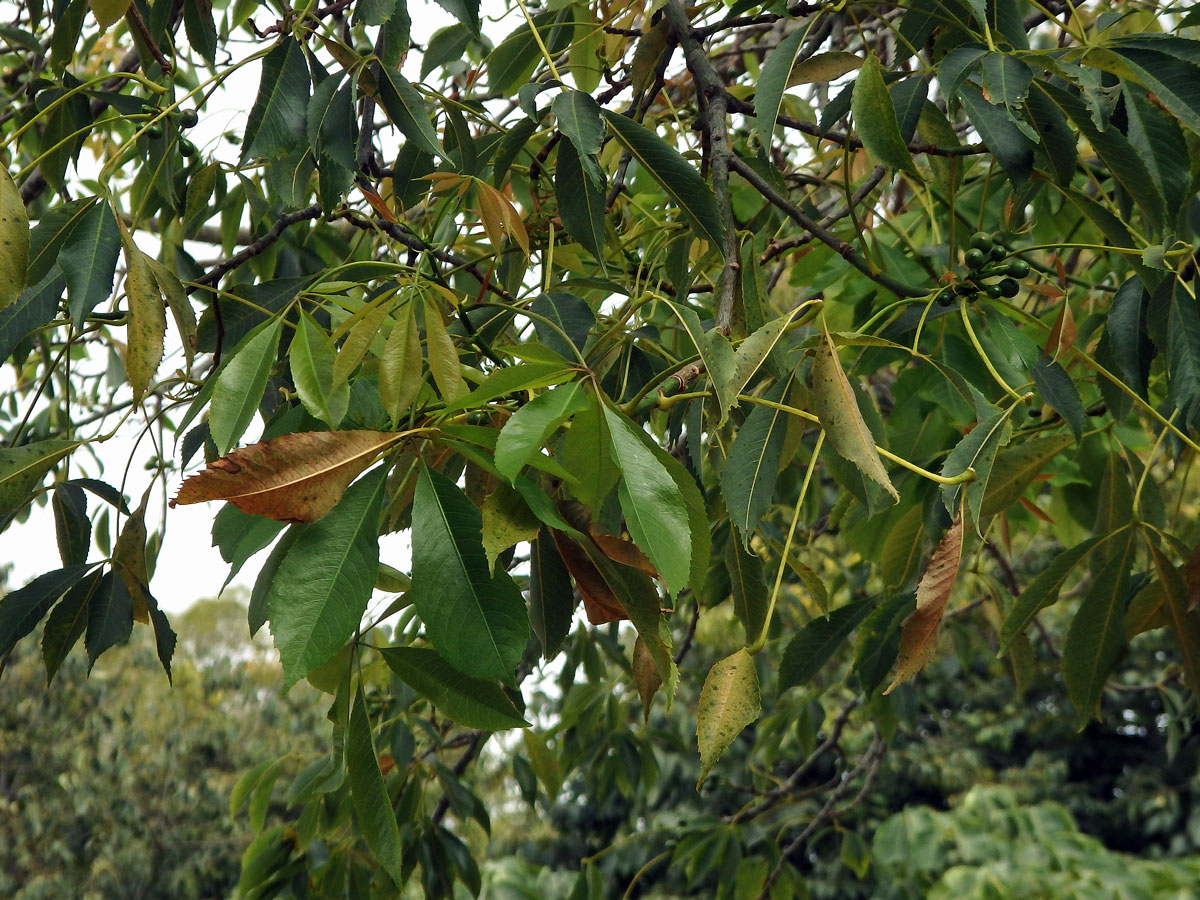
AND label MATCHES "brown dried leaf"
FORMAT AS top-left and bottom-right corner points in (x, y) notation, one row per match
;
(171, 430), (402, 523)
(885, 514), (964, 693)
(113, 489), (152, 623)
(1045, 300), (1076, 359)
(551, 529), (627, 624)
(589, 529), (658, 578)
(632, 636), (662, 723)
